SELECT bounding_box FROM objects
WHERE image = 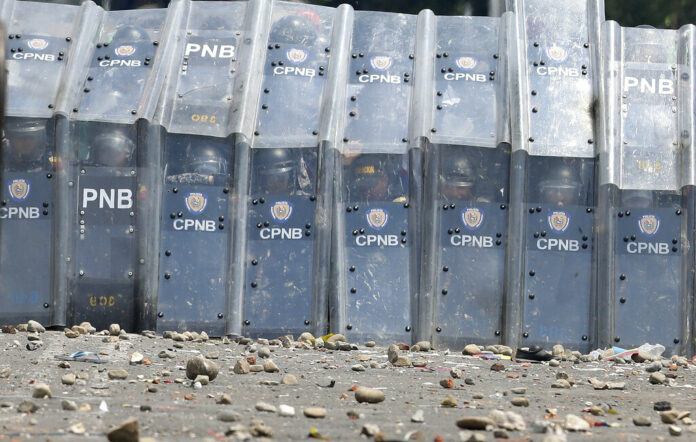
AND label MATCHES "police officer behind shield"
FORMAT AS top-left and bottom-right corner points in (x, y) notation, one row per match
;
(88, 129), (135, 169)
(441, 155), (475, 202)
(345, 154), (406, 203)
(2, 119), (48, 172)
(253, 148), (313, 195)
(537, 164), (582, 207)
(166, 144), (228, 186)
